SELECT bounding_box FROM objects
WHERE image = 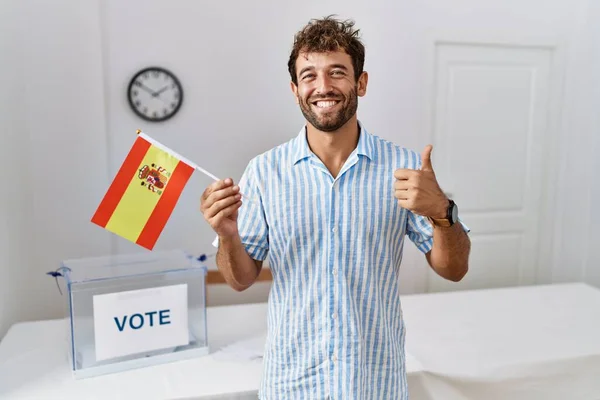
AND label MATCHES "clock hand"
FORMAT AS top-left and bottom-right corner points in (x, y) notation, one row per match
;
(136, 83), (156, 96)
(152, 86), (169, 97)
(153, 95), (171, 106)
(136, 83), (172, 105)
